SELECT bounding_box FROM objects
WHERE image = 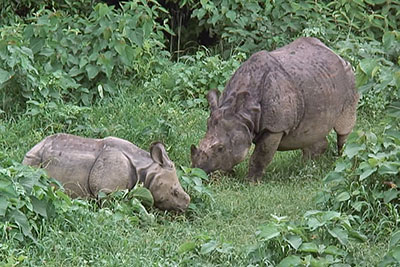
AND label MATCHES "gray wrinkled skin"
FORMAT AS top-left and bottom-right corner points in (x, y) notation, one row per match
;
(23, 133), (190, 212)
(191, 37), (359, 182)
